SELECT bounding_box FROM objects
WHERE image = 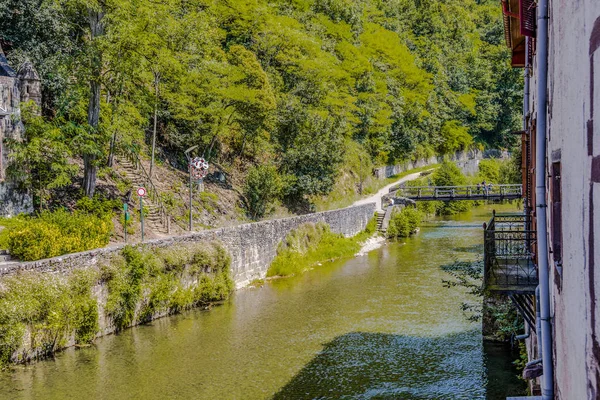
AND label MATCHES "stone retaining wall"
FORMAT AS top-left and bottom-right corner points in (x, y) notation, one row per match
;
(0, 203), (376, 288)
(373, 149), (487, 179)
